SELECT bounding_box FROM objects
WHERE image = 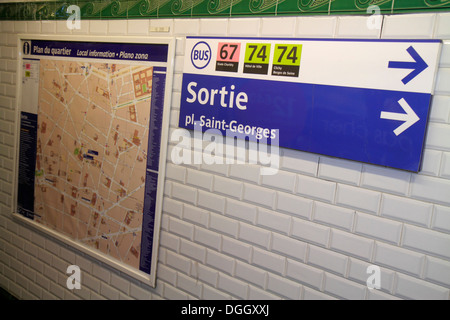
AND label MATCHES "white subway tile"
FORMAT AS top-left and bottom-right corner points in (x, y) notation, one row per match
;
(318, 157), (362, 186)
(336, 16), (380, 38)
(256, 207), (291, 234)
(361, 165), (411, 195)
(200, 162), (229, 176)
(92, 263), (110, 283)
(159, 230), (180, 252)
(249, 285), (281, 300)
(164, 283), (189, 300)
(163, 197), (183, 218)
(441, 152), (450, 178)
(280, 148), (319, 176)
(355, 212), (403, 245)
(218, 273), (248, 299)
(196, 264), (218, 287)
(81, 272), (100, 293)
(206, 249), (235, 275)
(198, 190), (225, 213)
(100, 282), (120, 300)
(286, 259), (324, 290)
(308, 245), (348, 276)
(222, 236), (252, 262)
(367, 290), (401, 300)
(380, 194), (433, 227)
(209, 211), (239, 237)
(324, 273), (367, 300)
(89, 20), (108, 35)
(439, 41), (450, 67)
(166, 250), (191, 274)
(228, 18), (260, 36)
(26, 21), (40, 35)
(56, 21), (72, 34)
(232, 261), (268, 291)
(186, 168), (212, 190)
(226, 198), (257, 223)
(314, 201), (355, 231)
(410, 174), (450, 206)
(336, 184), (381, 214)
(271, 233), (307, 262)
(435, 68), (450, 96)
(420, 149), (442, 176)
(213, 175), (243, 199)
(129, 282), (151, 300)
(194, 226), (221, 250)
(180, 239), (206, 263)
(402, 224), (450, 259)
(382, 13), (436, 39)
(127, 20), (149, 35)
(252, 247), (286, 275)
(199, 19), (229, 36)
(165, 163), (186, 183)
(229, 163), (260, 183)
(296, 16), (337, 38)
(177, 272), (202, 298)
(276, 191), (313, 219)
(173, 55), (184, 74)
(107, 20), (127, 35)
(267, 273), (302, 299)
(435, 13), (450, 39)
(202, 285), (231, 299)
(424, 256), (450, 287)
(261, 170), (296, 192)
(171, 182), (197, 205)
(173, 19), (199, 36)
(183, 204), (209, 227)
(261, 17), (296, 36)
(432, 205), (450, 233)
(243, 183), (275, 209)
(304, 288), (336, 300)
(395, 273), (449, 300)
(375, 242), (425, 277)
(291, 217), (330, 247)
(239, 222), (271, 248)
(430, 95), (450, 123)
(168, 216), (194, 240)
(297, 175), (336, 203)
(71, 19), (90, 35)
(330, 229), (374, 261)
